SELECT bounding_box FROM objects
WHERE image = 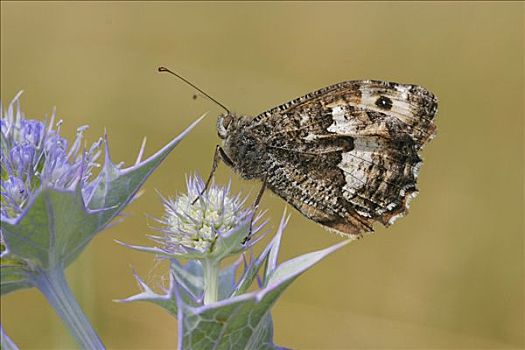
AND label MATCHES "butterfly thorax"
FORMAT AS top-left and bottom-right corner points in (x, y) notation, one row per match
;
(217, 113), (268, 180)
